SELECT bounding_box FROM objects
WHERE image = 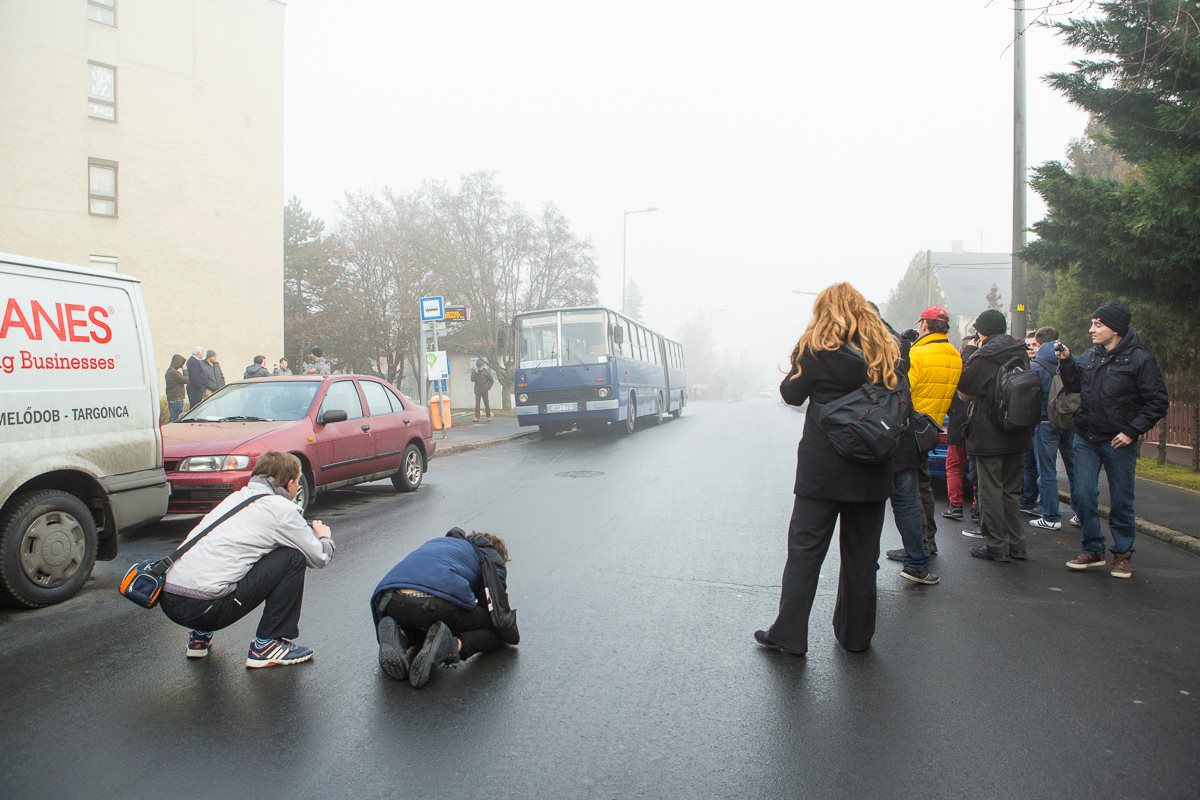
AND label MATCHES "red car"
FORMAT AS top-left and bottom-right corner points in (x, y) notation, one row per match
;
(163, 375), (434, 514)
